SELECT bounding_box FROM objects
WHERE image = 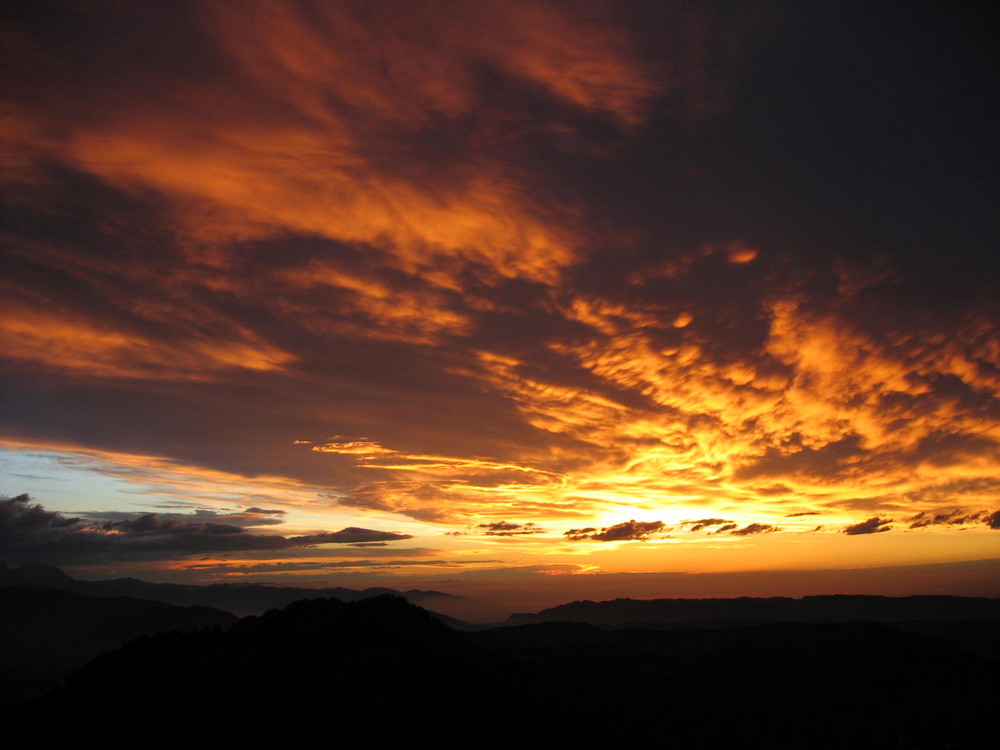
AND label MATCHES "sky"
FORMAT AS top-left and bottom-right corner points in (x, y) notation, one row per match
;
(2, 0), (999, 617)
